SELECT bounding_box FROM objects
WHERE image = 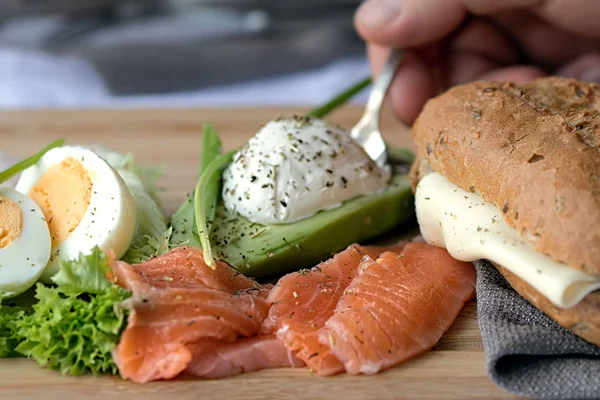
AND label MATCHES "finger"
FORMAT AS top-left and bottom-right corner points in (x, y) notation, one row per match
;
(446, 52), (497, 86)
(443, 19), (528, 86)
(476, 65), (546, 82)
(448, 19), (519, 65)
(492, 11), (600, 67)
(555, 53), (600, 82)
(368, 45), (437, 125)
(355, 0), (539, 48)
(536, 0), (600, 38)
